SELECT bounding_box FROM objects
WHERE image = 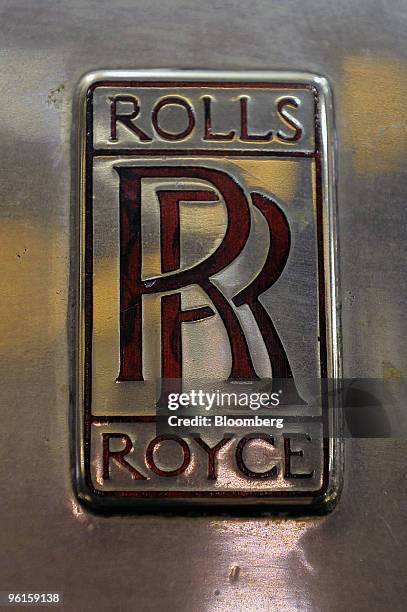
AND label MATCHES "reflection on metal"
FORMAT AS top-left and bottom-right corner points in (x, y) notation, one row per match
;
(341, 56), (407, 174)
(74, 70), (341, 511)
